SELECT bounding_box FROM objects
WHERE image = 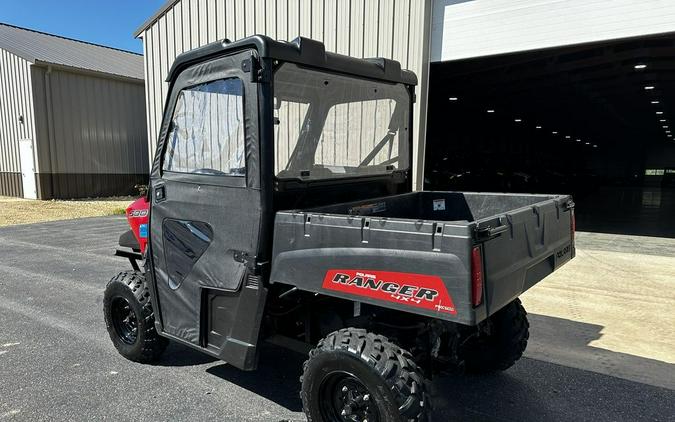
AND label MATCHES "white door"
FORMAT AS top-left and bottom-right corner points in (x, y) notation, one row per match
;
(19, 139), (37, 199)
